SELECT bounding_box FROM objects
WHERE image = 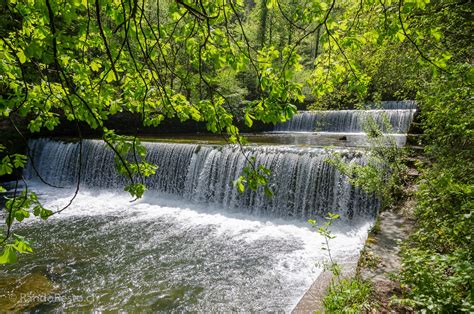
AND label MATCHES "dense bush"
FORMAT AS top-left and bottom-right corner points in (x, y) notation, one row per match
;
(397, 71), (473, 311)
